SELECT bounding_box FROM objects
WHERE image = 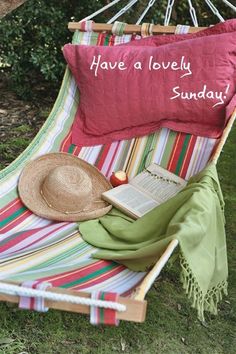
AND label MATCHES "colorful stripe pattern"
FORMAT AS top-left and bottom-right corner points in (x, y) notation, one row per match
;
(141, 23), (154, 37)
(19, 280), (52, 312)
(80, 20), (94, 32)
(90, 291), (120, 326)
(0, 27), (219, 300)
